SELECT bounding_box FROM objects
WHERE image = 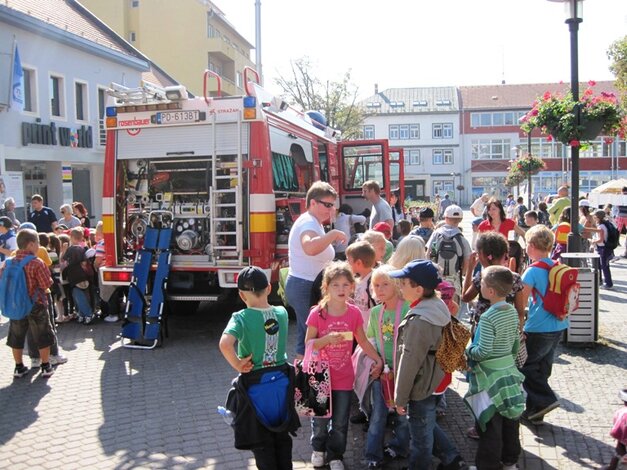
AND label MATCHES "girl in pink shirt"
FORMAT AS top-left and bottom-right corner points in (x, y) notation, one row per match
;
(306, 261), (383, 470)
